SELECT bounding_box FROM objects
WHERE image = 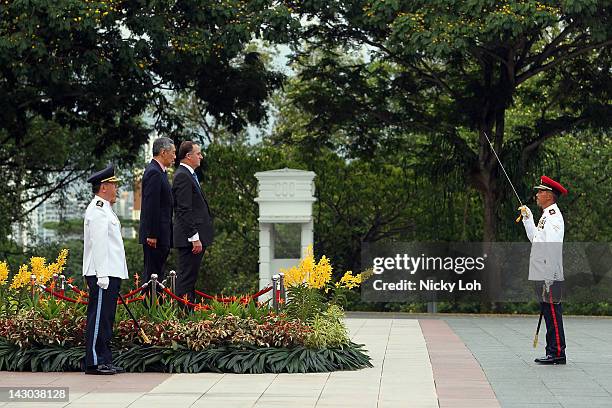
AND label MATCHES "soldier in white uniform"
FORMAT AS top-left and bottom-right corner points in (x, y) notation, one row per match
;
(83, 164), (129, 375)
(519, 175), (568, 365)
